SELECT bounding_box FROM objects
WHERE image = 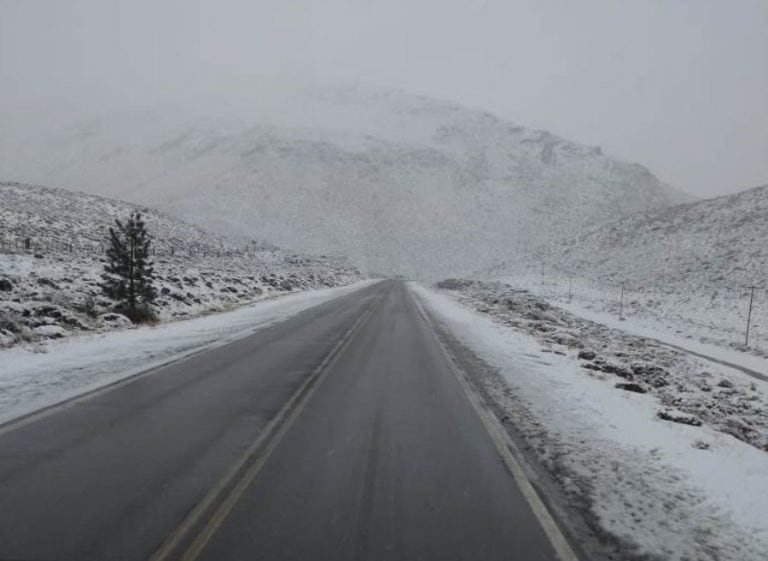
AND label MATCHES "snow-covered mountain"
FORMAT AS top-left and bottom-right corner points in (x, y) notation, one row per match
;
(0, 85), (688, 277)
(539, 184), (768, 289)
